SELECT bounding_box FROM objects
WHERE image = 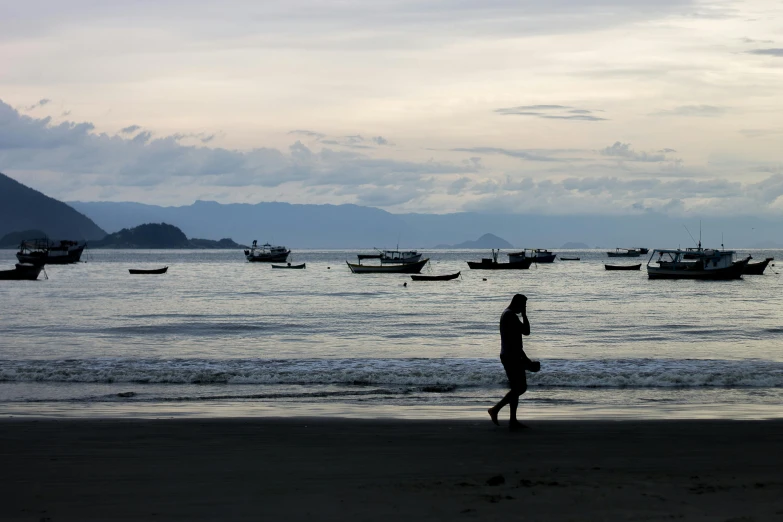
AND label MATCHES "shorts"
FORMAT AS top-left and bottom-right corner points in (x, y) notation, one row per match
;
(500, 354), (527, 391)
